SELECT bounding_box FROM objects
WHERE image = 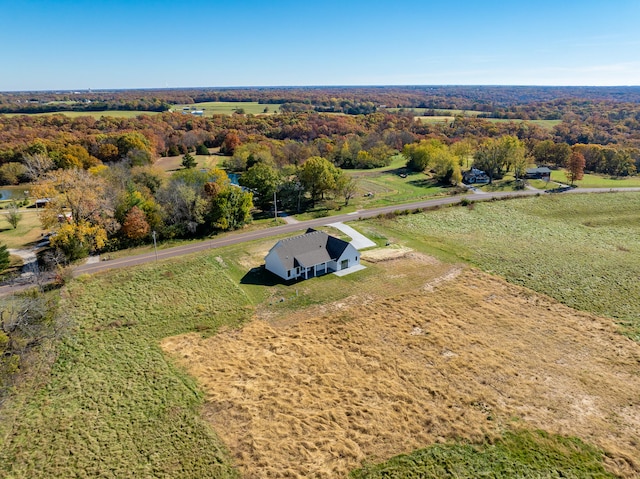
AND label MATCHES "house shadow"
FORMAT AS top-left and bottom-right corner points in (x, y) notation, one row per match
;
(240, 265), (287, 286)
